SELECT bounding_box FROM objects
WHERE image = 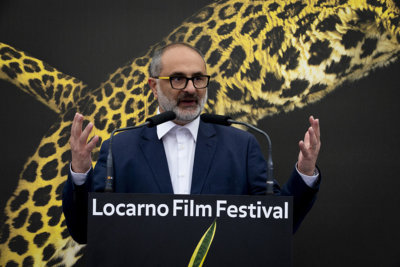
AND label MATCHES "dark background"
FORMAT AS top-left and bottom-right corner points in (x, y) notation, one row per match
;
(1, 0), (400, 266)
